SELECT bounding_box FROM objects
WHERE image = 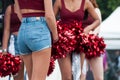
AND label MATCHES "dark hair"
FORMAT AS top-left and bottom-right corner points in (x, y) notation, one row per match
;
(2, 0), (14, 13)
(89, 0), (98, 8)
